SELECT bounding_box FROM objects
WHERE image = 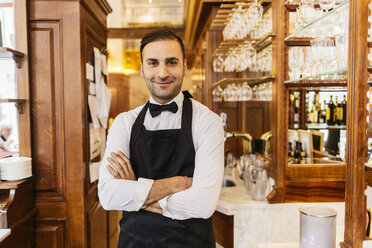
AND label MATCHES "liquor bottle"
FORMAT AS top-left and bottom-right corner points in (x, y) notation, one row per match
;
(326, 96), (335, 125)
(294, 141), (301, 164)
(294, 93), (299, 124)
(336, 96), (343, 125)
(320, 100), (327, 123)
(341, 95), (347, 125)
(311, 93), (320, 123)
(288, 142), (294, 163)
(299, 142), (306, 164)
(334, 96), (339, 125)
(306, 95), (312, 123)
